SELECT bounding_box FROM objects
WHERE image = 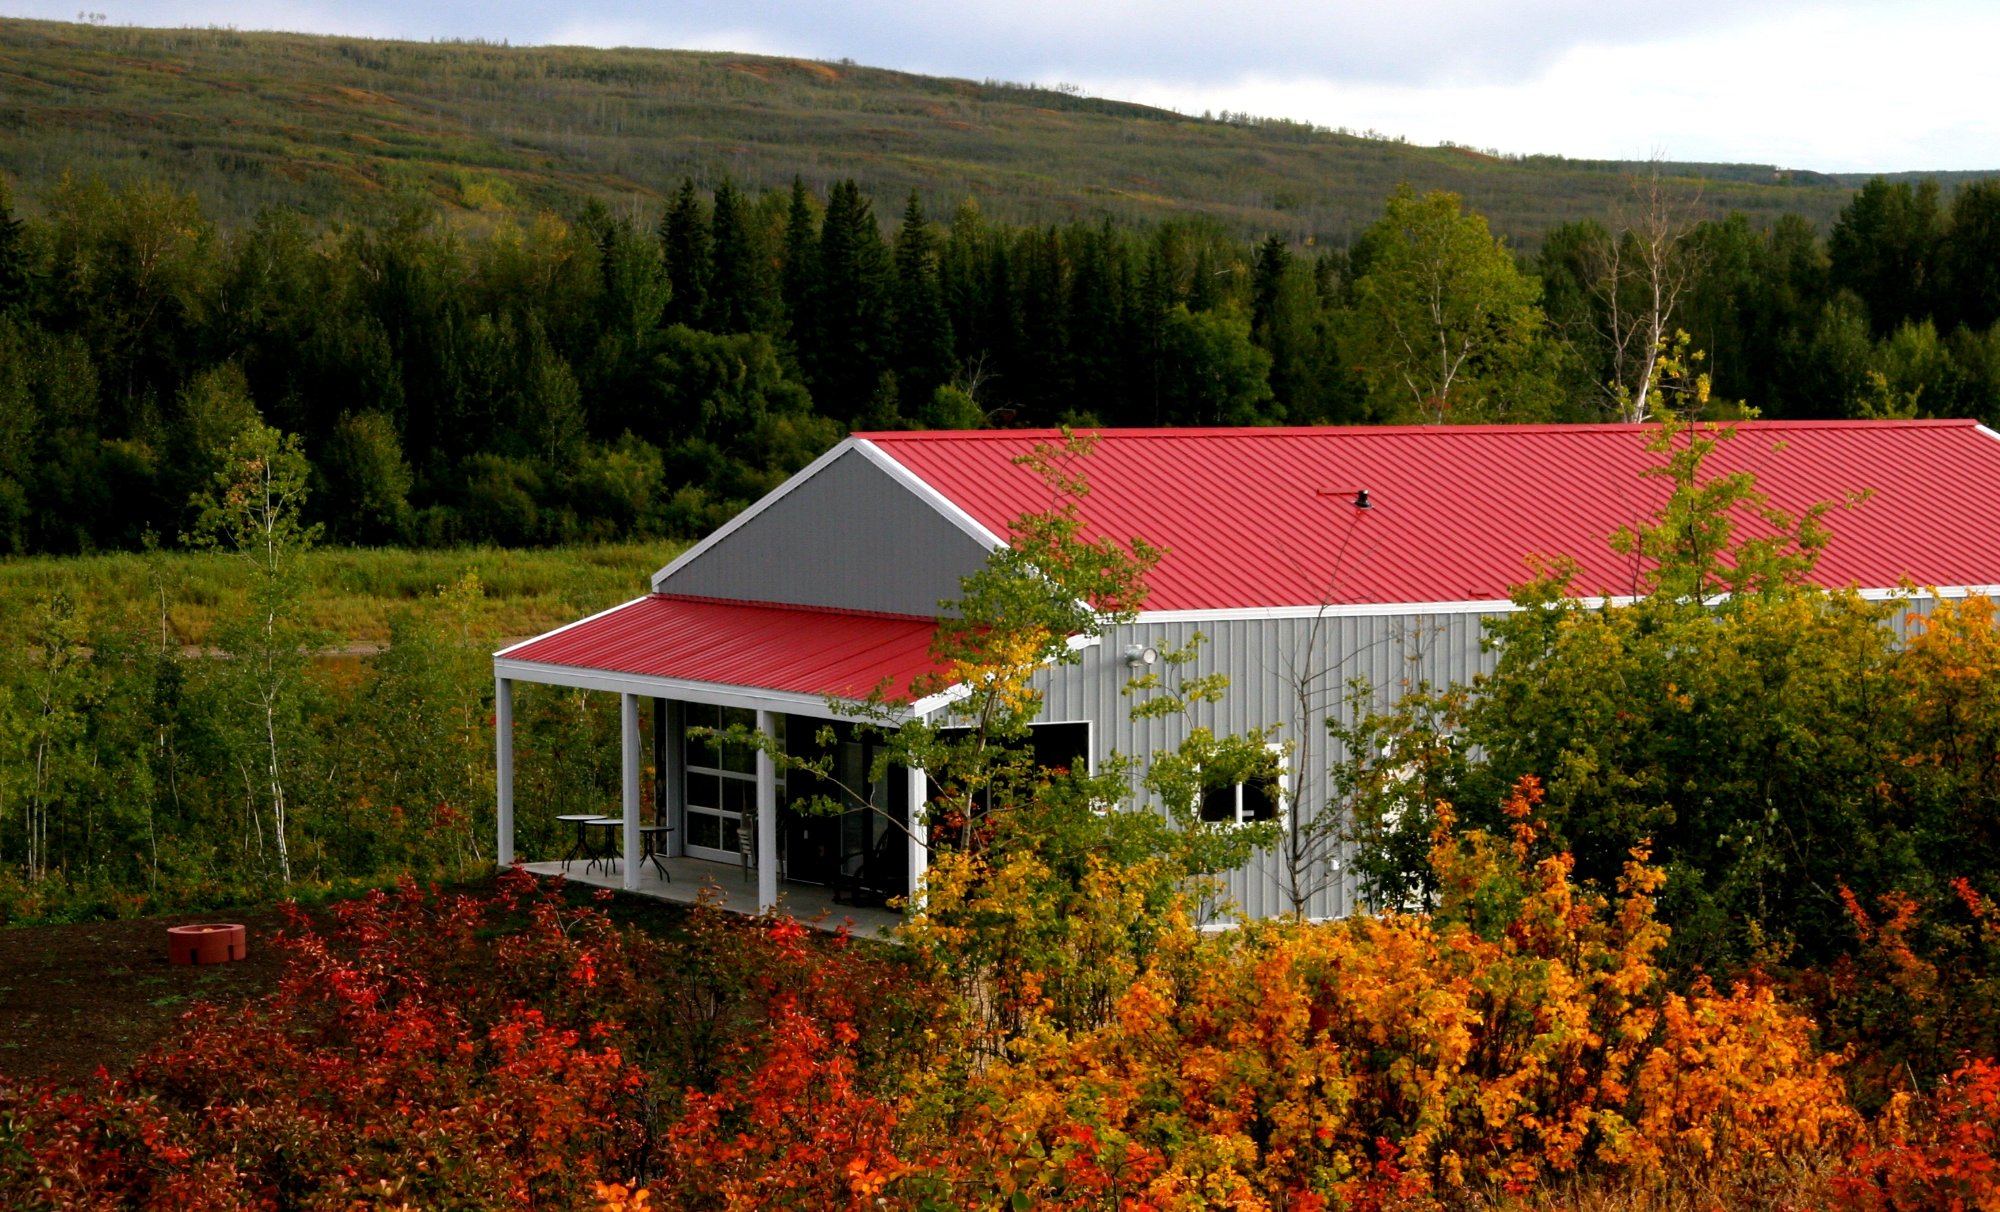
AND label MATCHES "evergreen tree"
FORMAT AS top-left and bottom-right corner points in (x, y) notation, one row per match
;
(808, 180), (894, 424)
(0, 178), (30, 315)
(578, 209), (669, 439)
(892, 193), (955, 406)
(939, 199), (985, 358)
(779, 176), (819, 351)
(1130, 243), (1175, 425)
(707, 179), (766, 334)
(1188, 243), (1220, 313)
(1062, 221), (1124, 420)
(659, 178), (711, 329)
(1015, 227), (1066, 418)
(1249, 235), (1291, 336)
